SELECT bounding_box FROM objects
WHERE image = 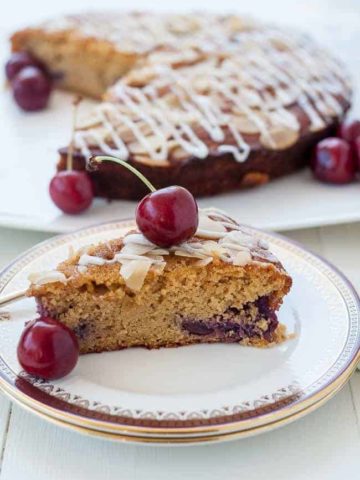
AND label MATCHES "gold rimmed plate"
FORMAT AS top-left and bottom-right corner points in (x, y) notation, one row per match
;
(0, 220), (359, 444)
